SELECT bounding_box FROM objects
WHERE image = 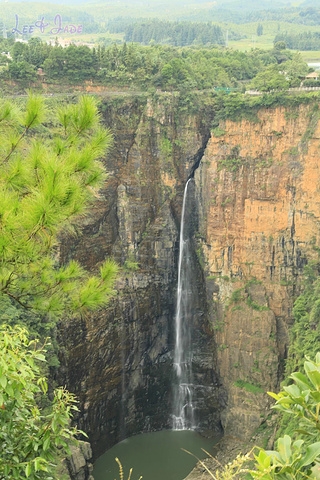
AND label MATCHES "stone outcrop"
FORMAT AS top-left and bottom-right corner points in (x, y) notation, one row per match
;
(59, 441), (94, 480)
